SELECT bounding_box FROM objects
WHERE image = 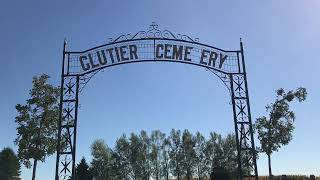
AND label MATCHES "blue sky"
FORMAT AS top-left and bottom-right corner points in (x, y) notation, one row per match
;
(1, 0), (320, 179)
